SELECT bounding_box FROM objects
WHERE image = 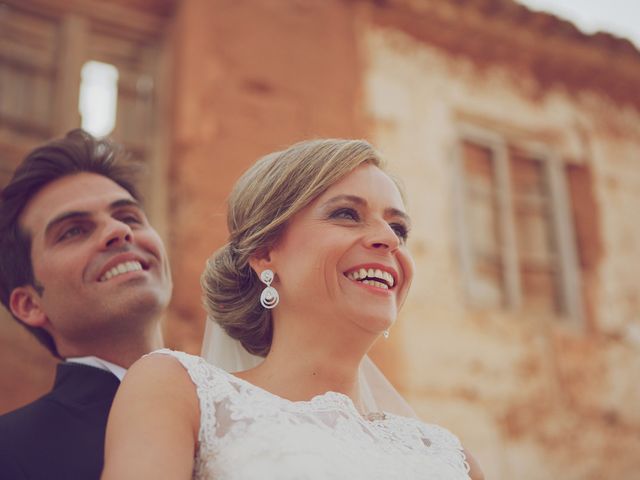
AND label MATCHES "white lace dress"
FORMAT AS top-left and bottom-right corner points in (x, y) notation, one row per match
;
(155, 349), (470, 480)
